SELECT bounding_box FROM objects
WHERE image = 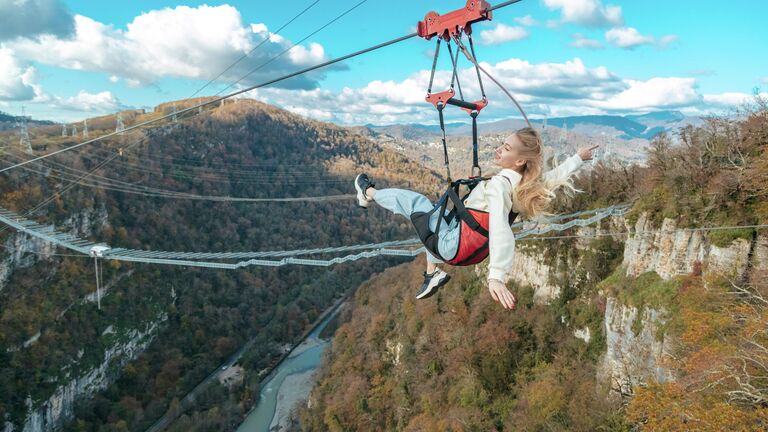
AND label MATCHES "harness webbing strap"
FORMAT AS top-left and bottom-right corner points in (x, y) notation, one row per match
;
(446, 42), (464, 100)
(466, 34), (486, 100)
(437, 103), (451, 182)
(447, 187), (488, 236)
(427, 38), (441, 95)
(471, 111), (480, 177)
